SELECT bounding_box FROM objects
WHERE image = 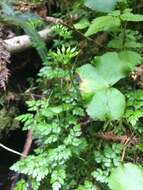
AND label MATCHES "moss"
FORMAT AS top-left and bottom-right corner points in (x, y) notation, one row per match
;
(0, 106), (19, 135)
